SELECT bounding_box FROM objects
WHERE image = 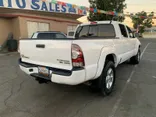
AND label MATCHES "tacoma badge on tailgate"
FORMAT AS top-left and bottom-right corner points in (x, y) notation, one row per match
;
(57, 59), (70, 65)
